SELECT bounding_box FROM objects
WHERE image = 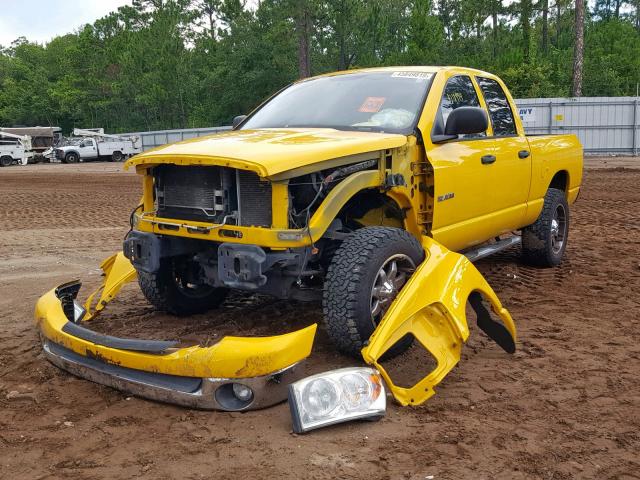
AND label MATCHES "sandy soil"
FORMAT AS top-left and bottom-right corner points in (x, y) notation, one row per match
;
(0, 161), (639, 479)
